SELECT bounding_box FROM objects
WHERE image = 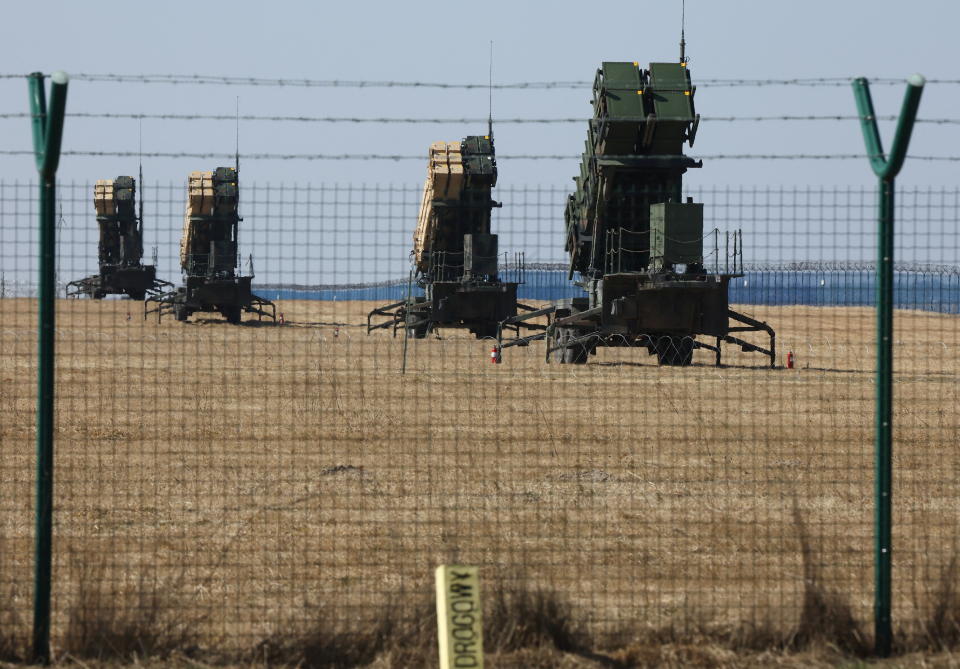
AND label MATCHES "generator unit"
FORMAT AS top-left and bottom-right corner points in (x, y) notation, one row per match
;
(66, 176), (171, 300)
(368, 134), (541, 340)
(145, 167), (274, 324)
(497, 59), (775, 366)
